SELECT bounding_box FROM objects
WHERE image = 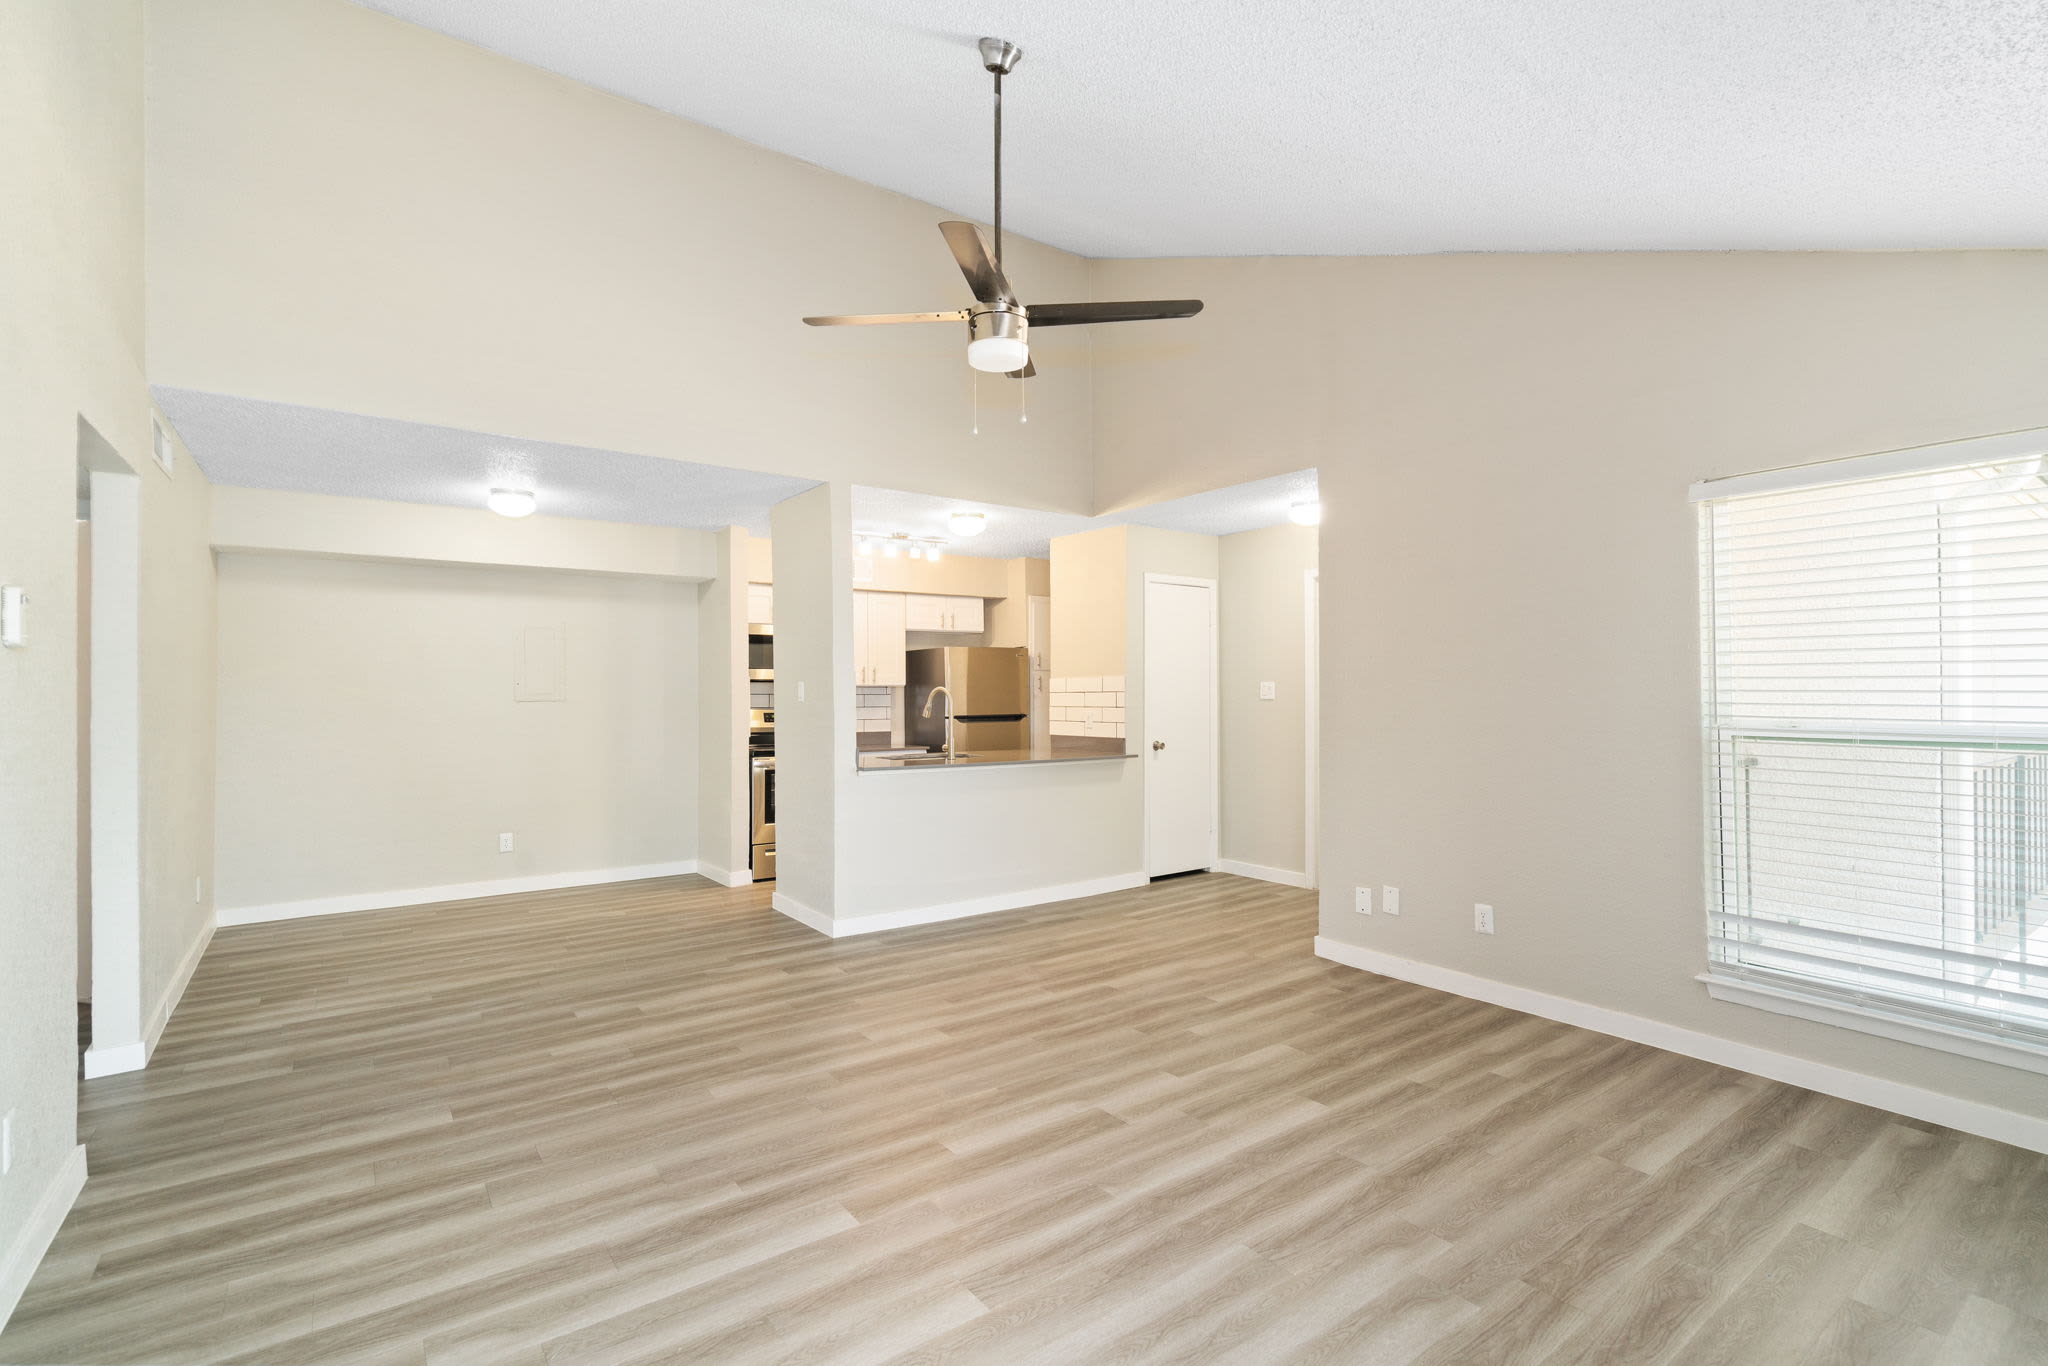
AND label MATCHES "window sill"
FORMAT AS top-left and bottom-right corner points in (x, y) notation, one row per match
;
(1698, 972), (2048, 1078)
